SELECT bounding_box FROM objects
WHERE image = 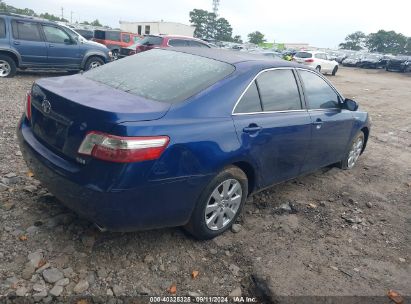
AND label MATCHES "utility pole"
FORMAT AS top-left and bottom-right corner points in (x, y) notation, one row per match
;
(212, 0), (220, 17)
(61, 7), (64, 20)
(70, 11), (73, 23)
